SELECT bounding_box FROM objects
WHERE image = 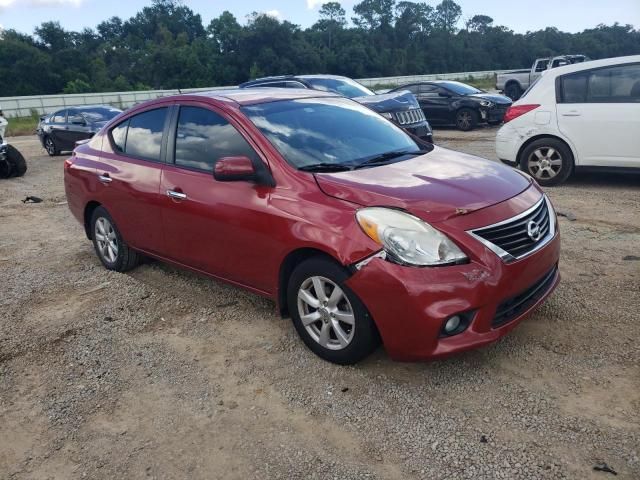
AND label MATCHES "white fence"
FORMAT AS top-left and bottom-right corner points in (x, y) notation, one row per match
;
(0, 69), (510, 118)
